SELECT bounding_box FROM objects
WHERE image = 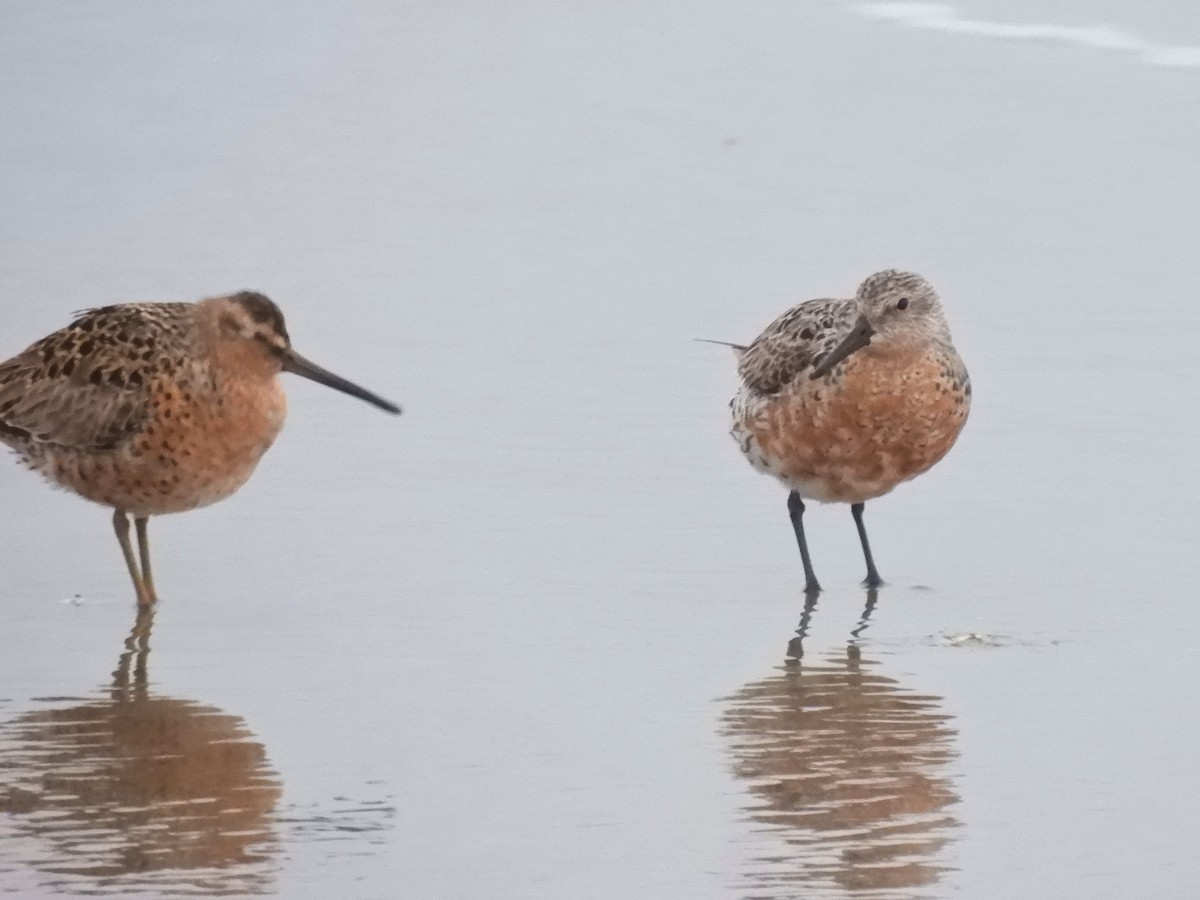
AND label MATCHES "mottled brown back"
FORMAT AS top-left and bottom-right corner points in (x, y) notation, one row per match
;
(737, 297), (858, 394)
(0, 304), (197, 454)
